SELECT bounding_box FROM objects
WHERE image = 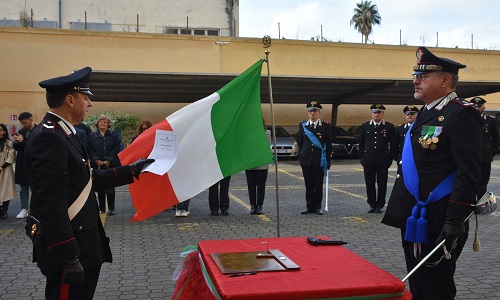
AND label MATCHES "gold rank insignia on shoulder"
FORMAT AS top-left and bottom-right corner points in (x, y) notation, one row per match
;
(438, 116), (444, 121)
